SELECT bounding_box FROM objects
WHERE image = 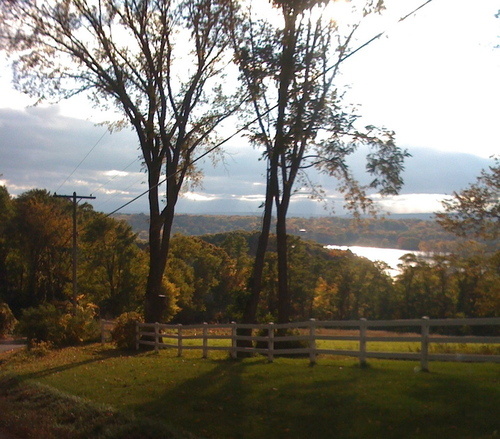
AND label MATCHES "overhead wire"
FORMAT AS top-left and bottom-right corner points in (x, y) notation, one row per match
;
(102, 0), (434, 217)
(96, 172), (146, 213)
(89, 155), (142, 210)
(55, 129), (109, 193)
